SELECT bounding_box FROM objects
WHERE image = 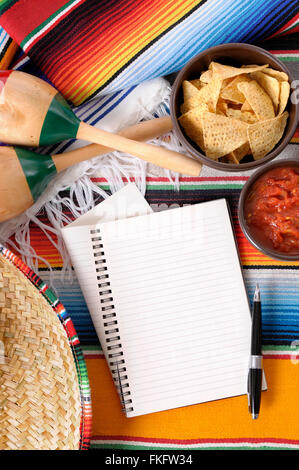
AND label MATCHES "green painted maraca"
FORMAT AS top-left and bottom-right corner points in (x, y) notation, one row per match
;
(0, 116), (201, 223)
